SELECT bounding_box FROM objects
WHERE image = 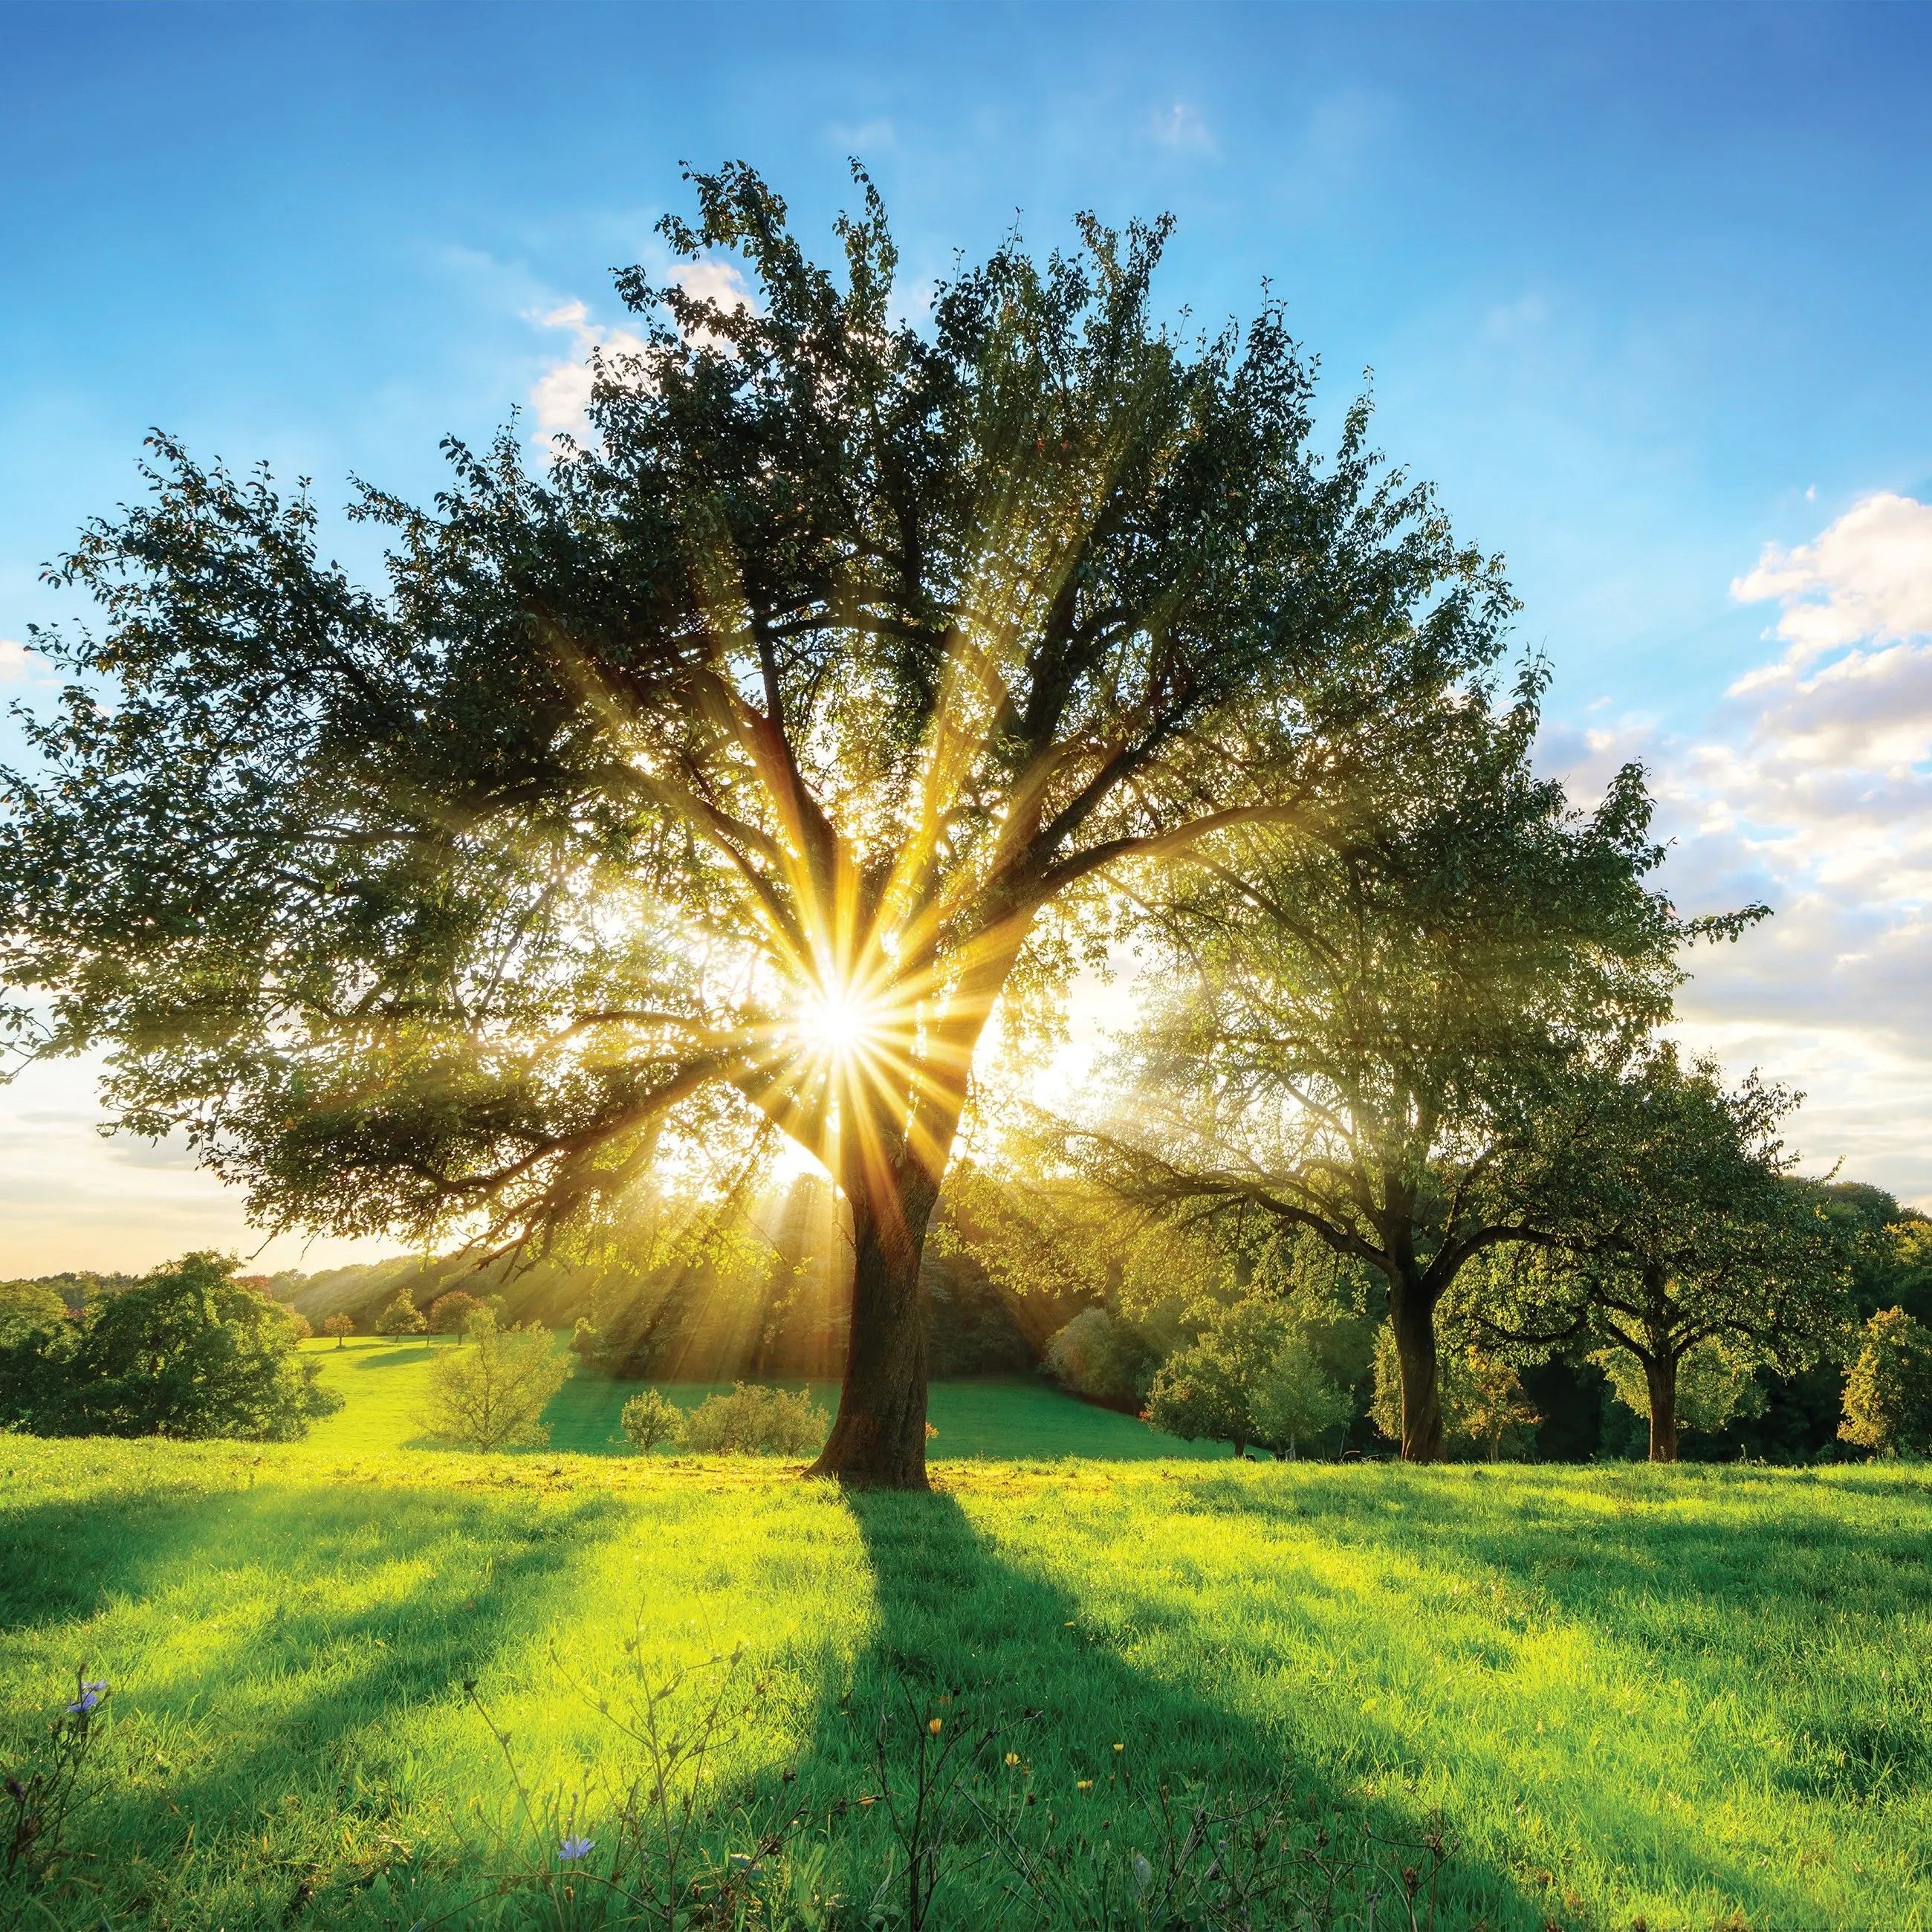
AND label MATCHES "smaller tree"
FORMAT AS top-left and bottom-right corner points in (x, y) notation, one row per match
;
(1839, 1308), (1932, 1456)
(375, 1292), (428, 1338)
(1482, 1051), (1854, 1462)
(283, 1308), (314, 1341)
(1248, 1332), (1352, 1459)
(418, 1312), (568, 1451)
(320, 1313), (356, 1347)
(620, 1387), (687, 1453)
(427, 1291), (485, 1342)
